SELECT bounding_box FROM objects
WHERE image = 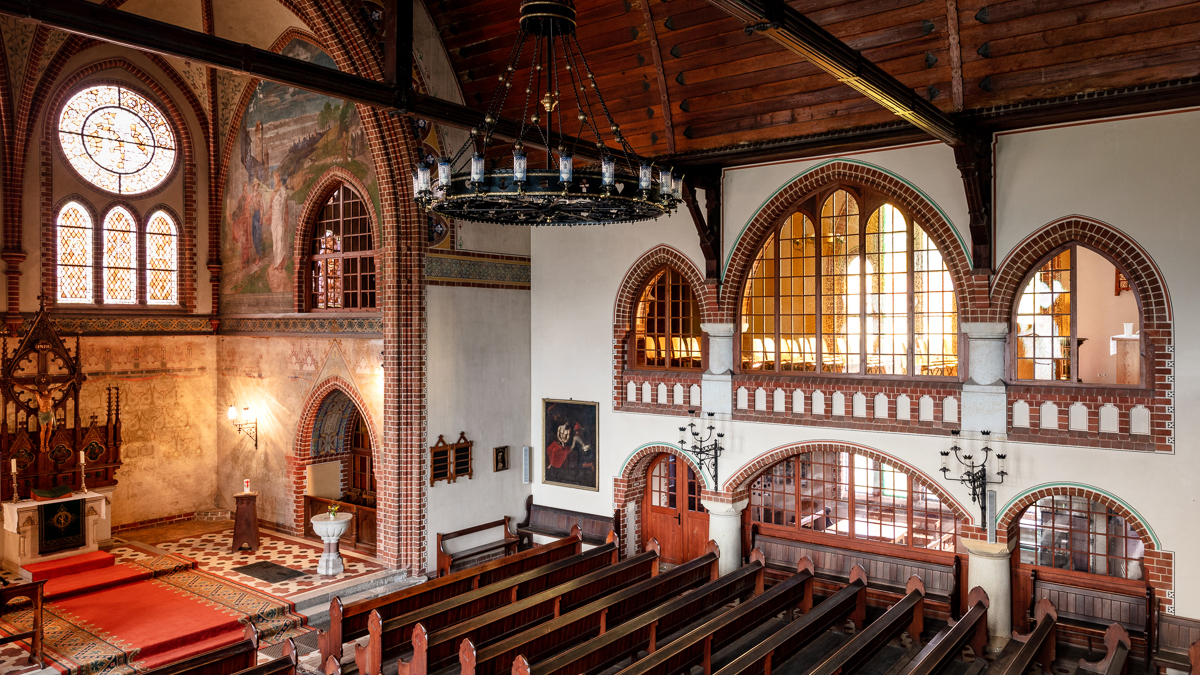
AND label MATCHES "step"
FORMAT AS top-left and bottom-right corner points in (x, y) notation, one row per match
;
(24, 550), (115, 581)
(293, 569), (416, 630)
(43, 562), (152, 601)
